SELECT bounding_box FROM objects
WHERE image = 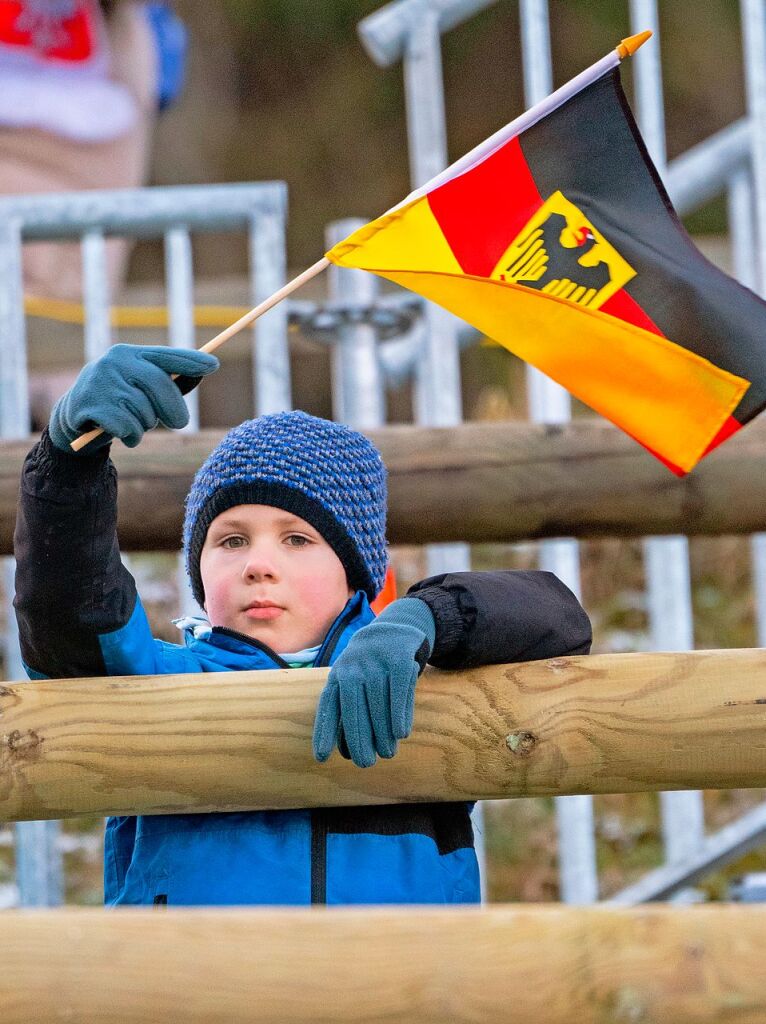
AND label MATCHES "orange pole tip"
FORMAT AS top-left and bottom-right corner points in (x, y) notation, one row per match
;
(616, 29), (653, 59)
